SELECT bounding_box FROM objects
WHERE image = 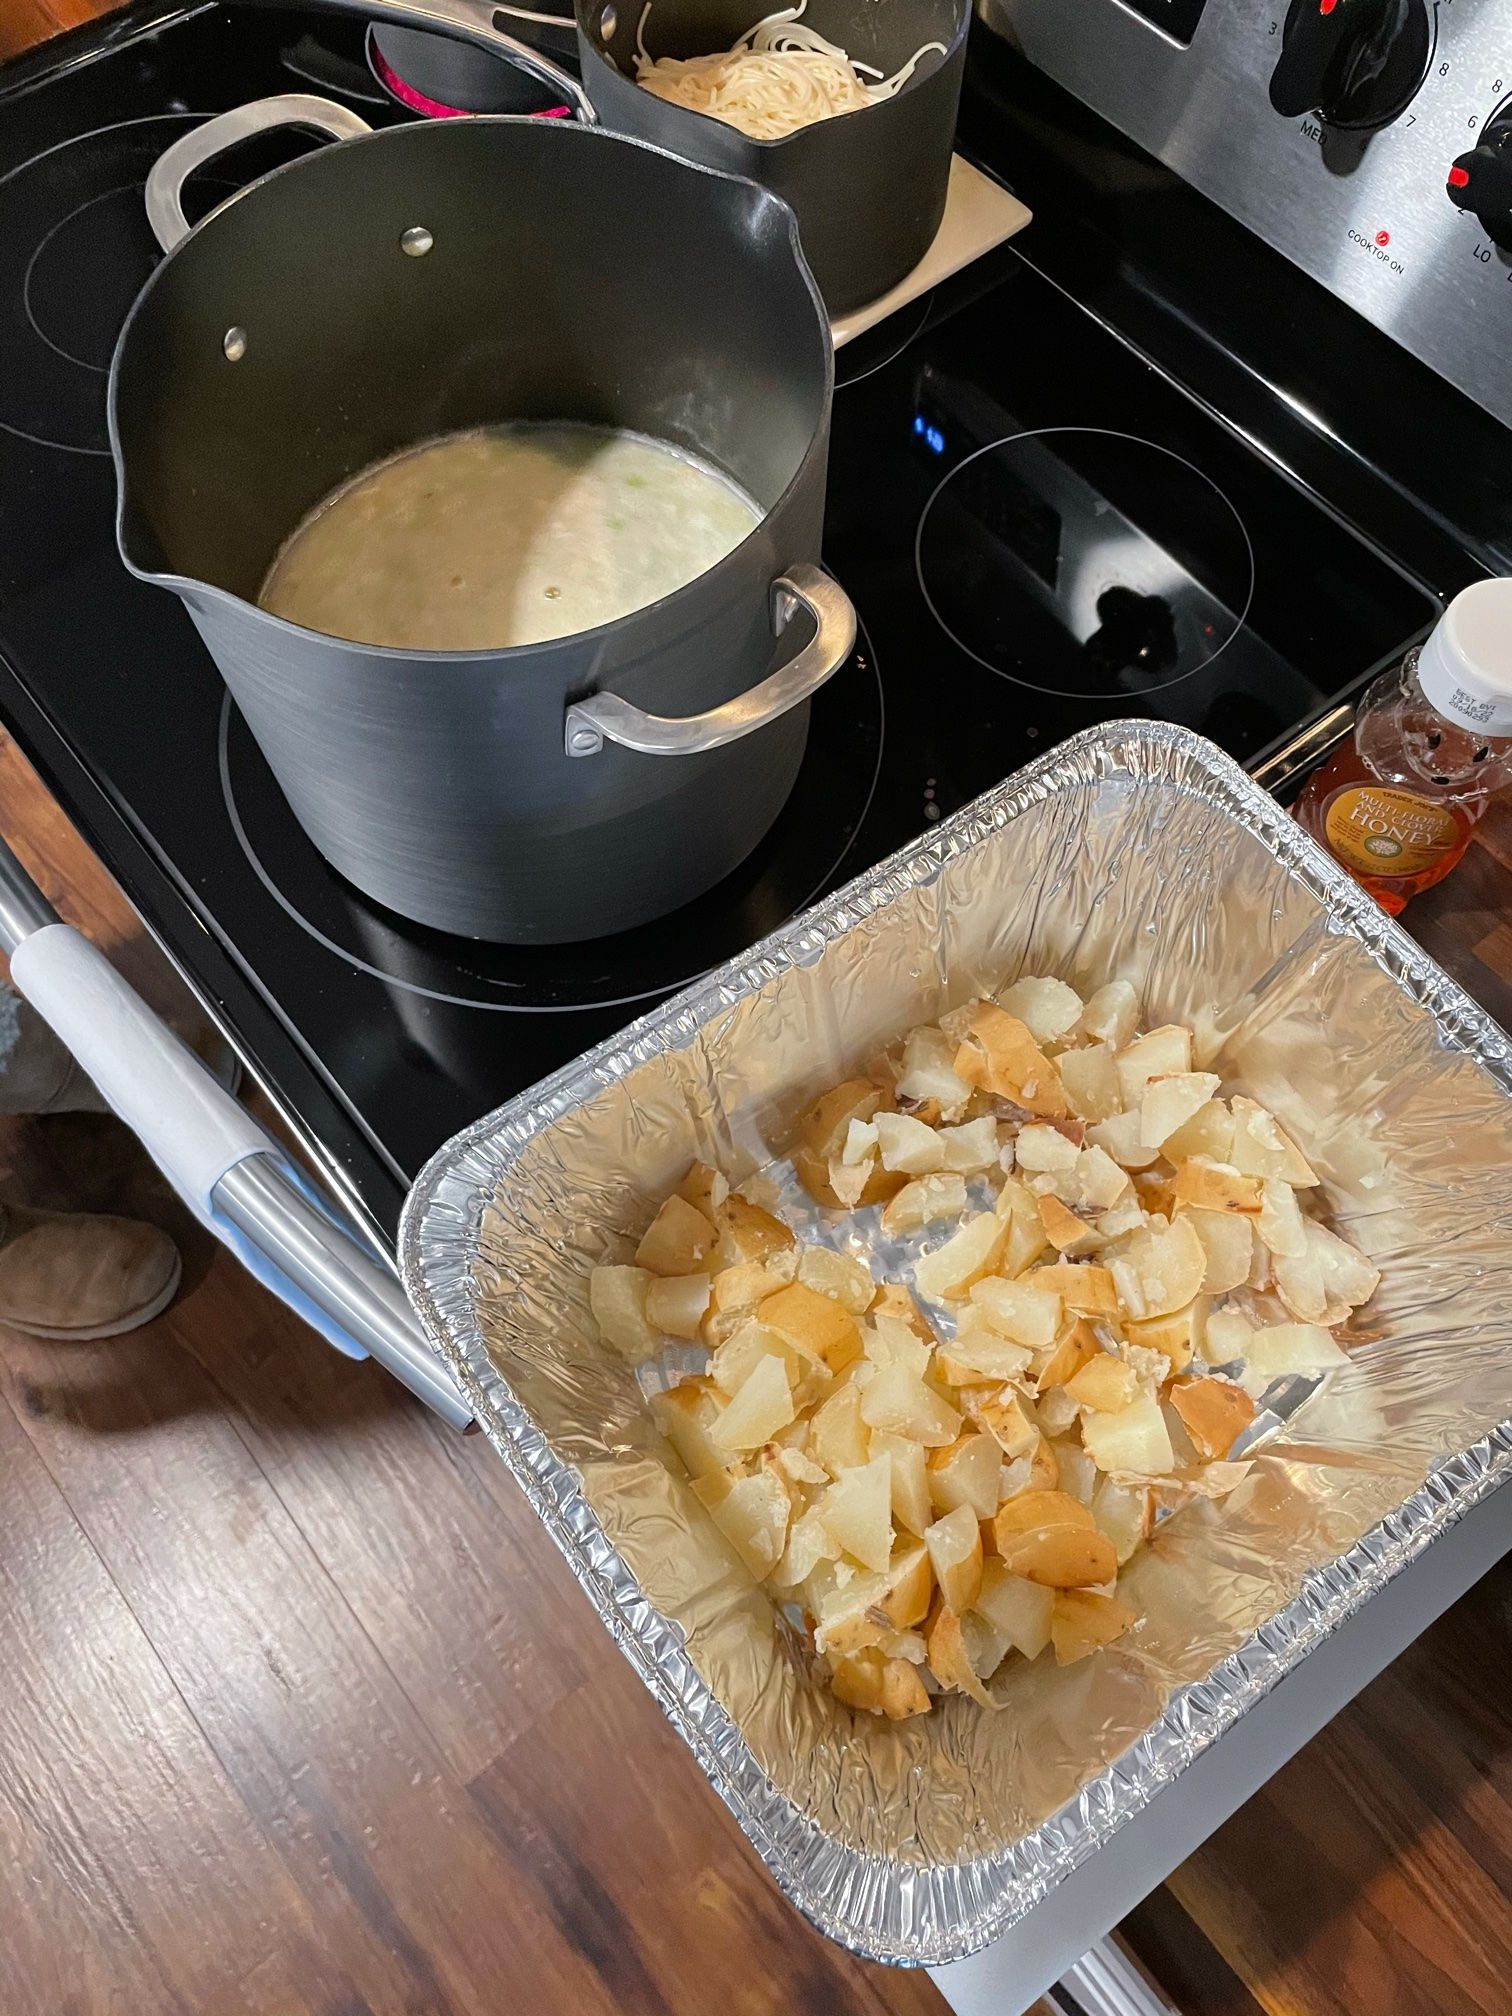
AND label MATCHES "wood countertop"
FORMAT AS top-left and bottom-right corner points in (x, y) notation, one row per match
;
(1, 6), (1509, 2009)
